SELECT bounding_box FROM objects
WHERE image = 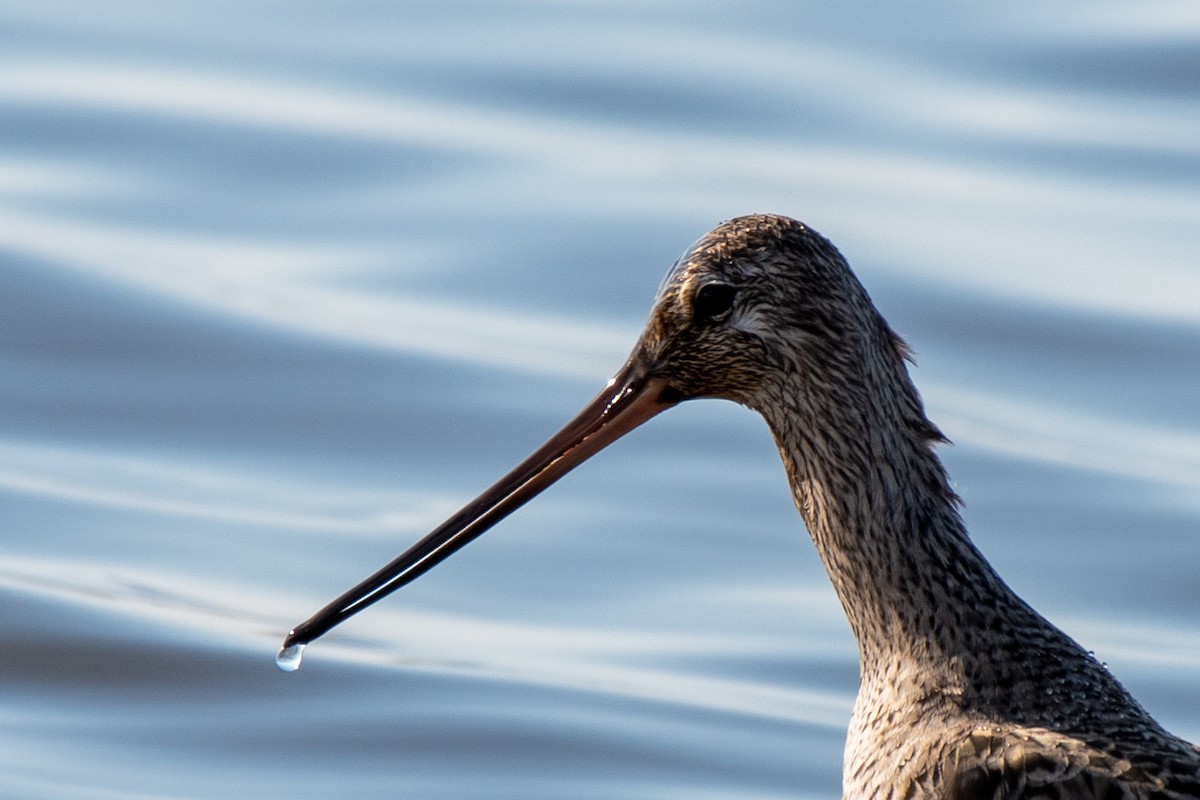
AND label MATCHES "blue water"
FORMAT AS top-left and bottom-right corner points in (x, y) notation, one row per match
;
(2, 2), (1199, 797)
